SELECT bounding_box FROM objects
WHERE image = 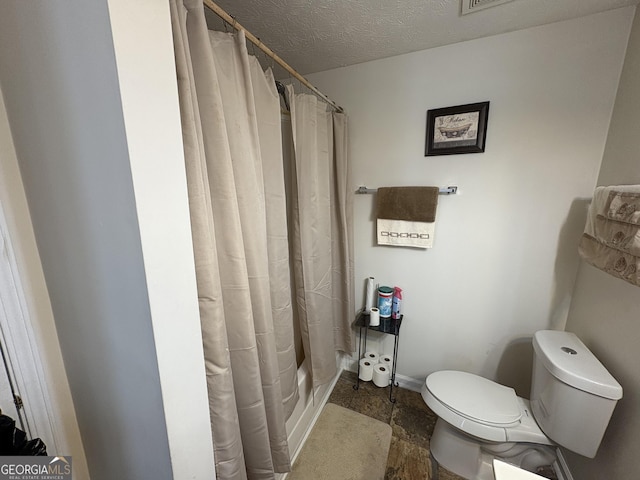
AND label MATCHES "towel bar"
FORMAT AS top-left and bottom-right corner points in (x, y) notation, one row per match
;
(356, 186), (458, 195)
